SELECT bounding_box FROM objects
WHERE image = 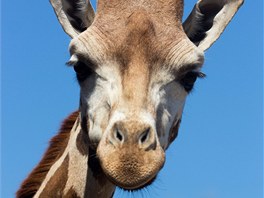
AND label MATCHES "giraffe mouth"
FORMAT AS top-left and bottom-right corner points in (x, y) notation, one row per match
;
(103, 168), (159, 191)
(117, 175), (157, 191)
